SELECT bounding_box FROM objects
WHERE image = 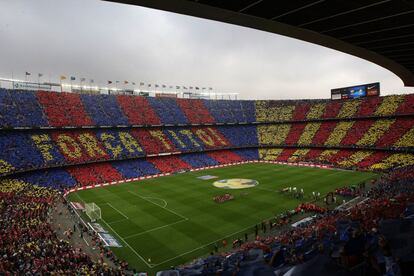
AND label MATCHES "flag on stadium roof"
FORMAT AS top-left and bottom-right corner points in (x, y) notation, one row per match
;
(155, 84), (159, 87)
(90, 79), (94, 83)
(148, 84), (151, 87)
(108, 80), (113, 84)
(140, 82), (144, 86)
(162, 84), (166, 88)
(60, 75), (66, 80)
(132, 82), (136, 85)
(38, 73), (43, 78)
(25, 72), (31, 76)
(70, 76), (76, 81)
(124, 80), (129, 84)
(176, 86), (180, 89)
(80, 78), (86, 82)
